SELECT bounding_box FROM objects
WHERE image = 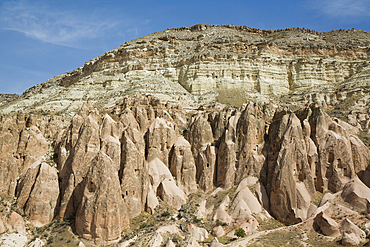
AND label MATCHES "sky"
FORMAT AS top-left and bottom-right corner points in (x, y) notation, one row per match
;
(0, 0), (369, 94)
